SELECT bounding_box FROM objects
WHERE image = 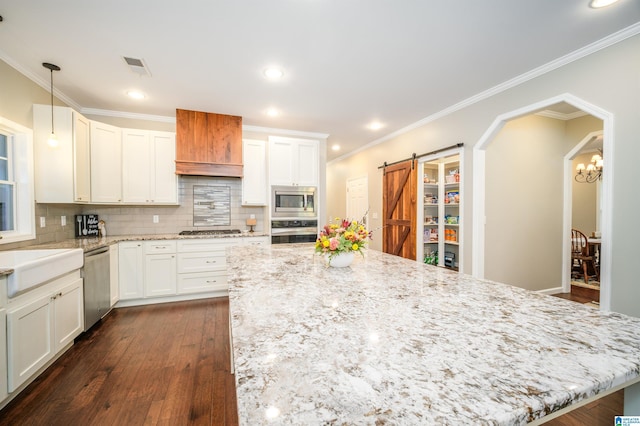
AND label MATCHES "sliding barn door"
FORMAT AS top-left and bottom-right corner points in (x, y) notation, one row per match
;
(382, 160), (417, 260)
